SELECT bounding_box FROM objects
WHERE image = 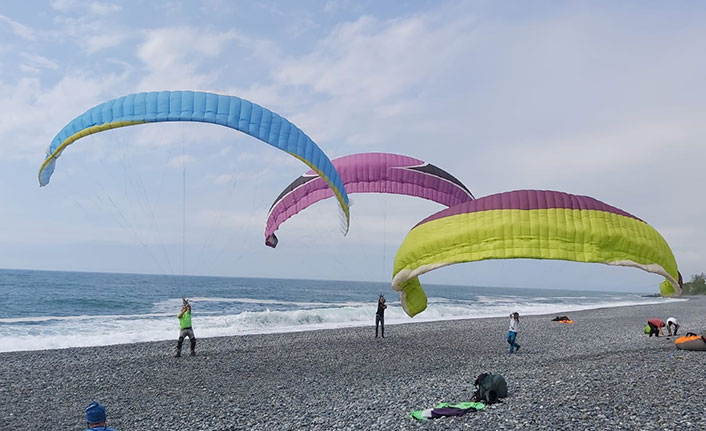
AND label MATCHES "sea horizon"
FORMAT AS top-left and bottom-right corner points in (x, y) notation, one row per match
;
(0, 268), (683, 353)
